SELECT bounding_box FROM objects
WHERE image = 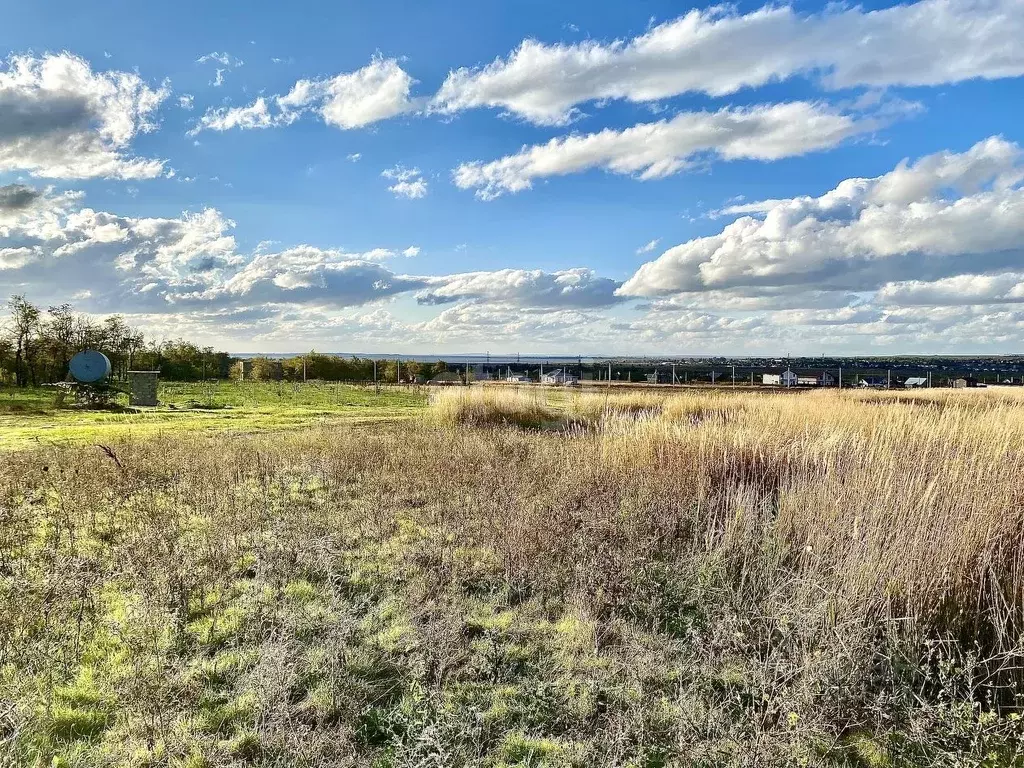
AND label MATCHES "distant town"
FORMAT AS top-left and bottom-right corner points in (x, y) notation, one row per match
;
(235, 353), (1024, 388)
